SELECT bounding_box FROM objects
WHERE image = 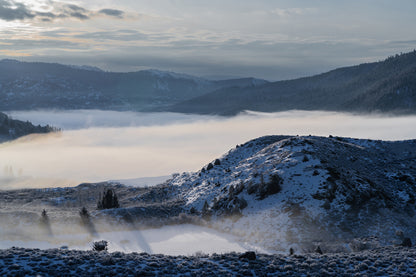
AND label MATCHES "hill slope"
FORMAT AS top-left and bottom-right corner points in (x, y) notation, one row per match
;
(0, 112), (56, 142)
(163, 135), (416, 251)
(0, 59), (267, 111)
(166, 51), (416, 115)
(1, 135), (415, 253)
